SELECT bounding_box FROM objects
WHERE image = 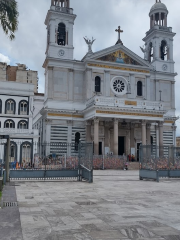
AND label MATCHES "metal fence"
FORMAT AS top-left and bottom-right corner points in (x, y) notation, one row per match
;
(1, 141), (93, 183)
(139, 145), (180, 182)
